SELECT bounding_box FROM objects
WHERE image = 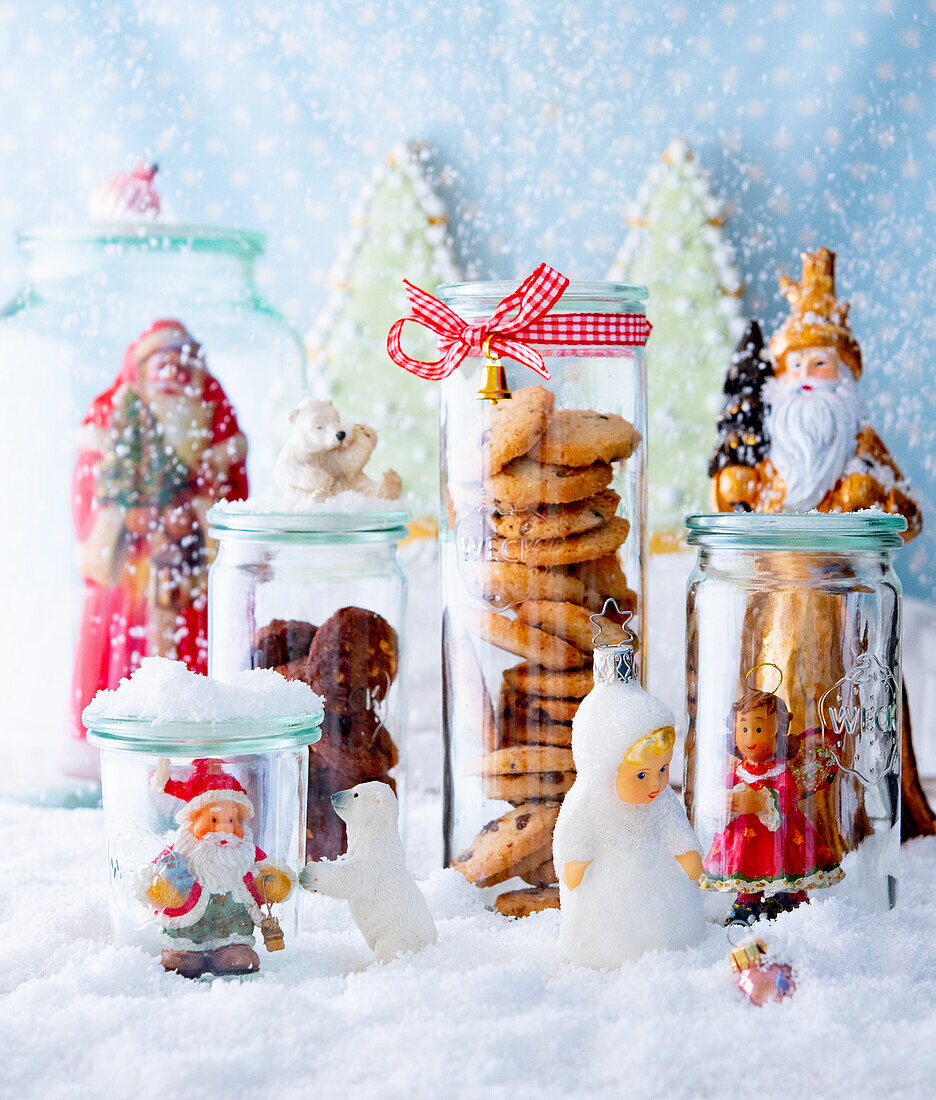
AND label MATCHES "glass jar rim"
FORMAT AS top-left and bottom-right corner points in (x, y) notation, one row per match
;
(18, 223), (265, 258)
(85, 712), (322, 756)
(208, 502), (411, 543)
(437, 278), (648, 312)
(685, 511), (907, 550)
